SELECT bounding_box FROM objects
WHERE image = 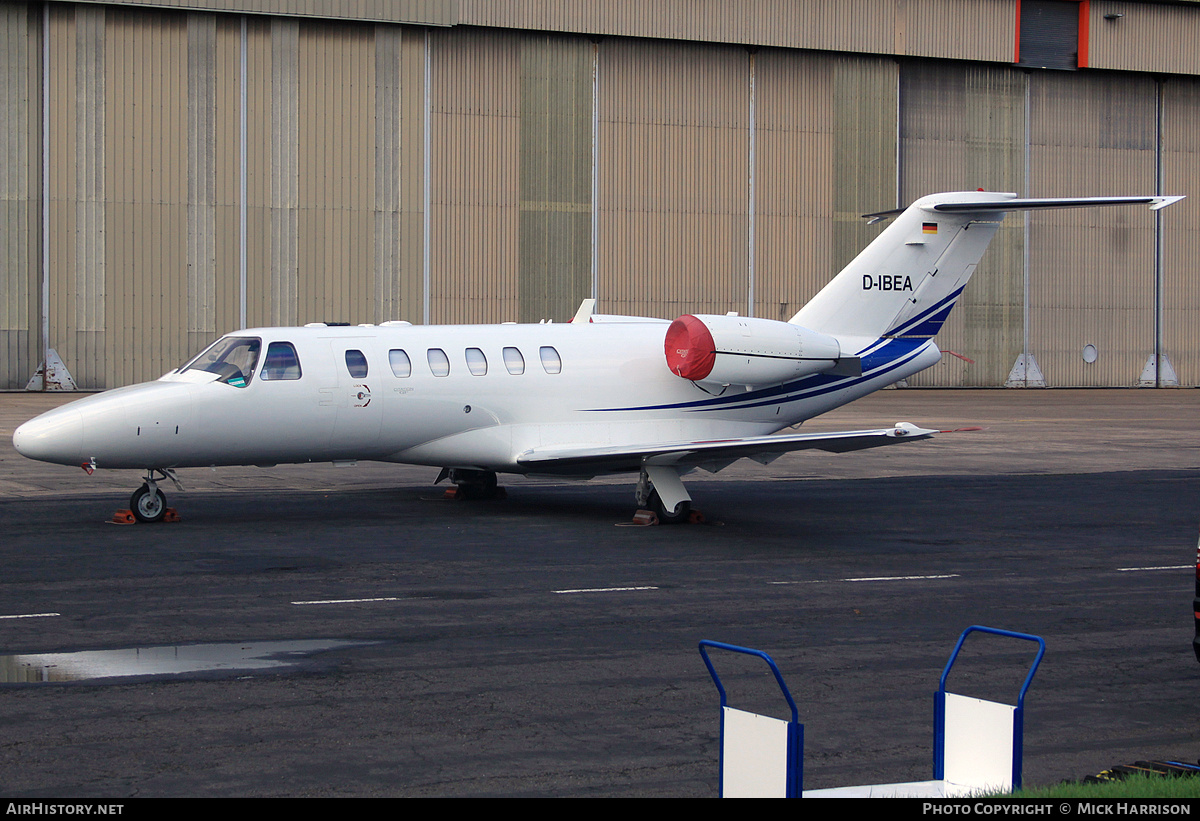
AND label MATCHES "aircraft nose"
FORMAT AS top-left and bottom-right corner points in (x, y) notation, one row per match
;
(12, 407), (85, 466)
